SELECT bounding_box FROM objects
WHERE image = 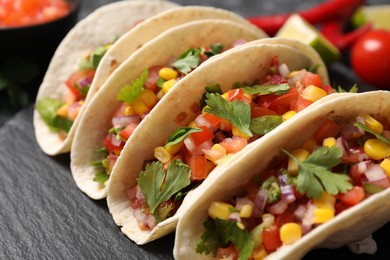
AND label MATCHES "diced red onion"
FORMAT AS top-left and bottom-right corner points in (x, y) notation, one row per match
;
(135, 185), (145, 200)
(133, 208), (147, 223)
(235, 197), (254, 211)
(266, 199), (288, 215)
(252, 189), (268, 218)
(279, 63), (290, 78)
(77, 76), (91, 88)
(364, 165), (390, 188)
(232, 39), (247, 47)
(112, 115), (140, 128)
(278, 174), (296, 204)
(126, 186), (137, 200)
(195, 114), (212, 129)
(110, 134), (122, 147)
(301, 203), (315, 234)
(293, 204), (307, 221)
(146, 214), (157, 230)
